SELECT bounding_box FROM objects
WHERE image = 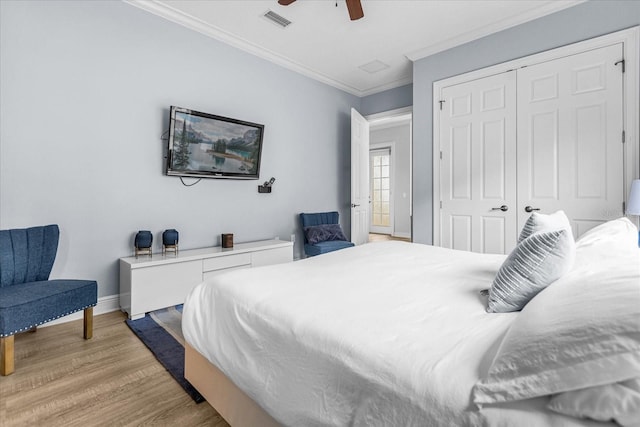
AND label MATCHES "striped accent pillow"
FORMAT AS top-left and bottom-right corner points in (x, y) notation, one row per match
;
(518, 210), (572, 243)
(488, 229), (575, 313)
